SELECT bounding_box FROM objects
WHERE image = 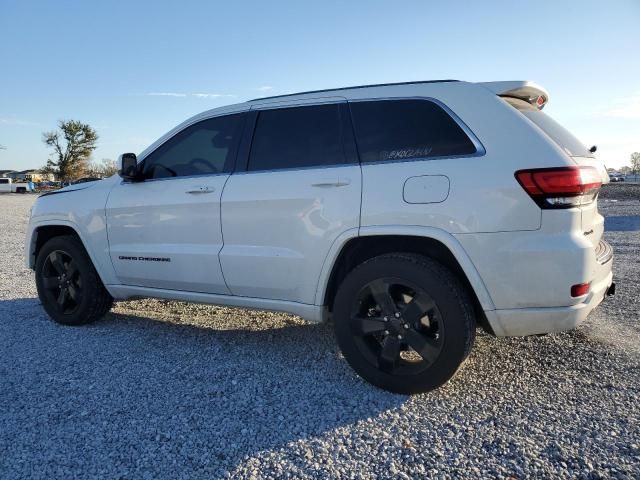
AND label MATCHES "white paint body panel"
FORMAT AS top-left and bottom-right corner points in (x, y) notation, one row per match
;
(219, 164), (361, 304)
(24, 80), (613, 337)
(105, 175), (230, 293)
